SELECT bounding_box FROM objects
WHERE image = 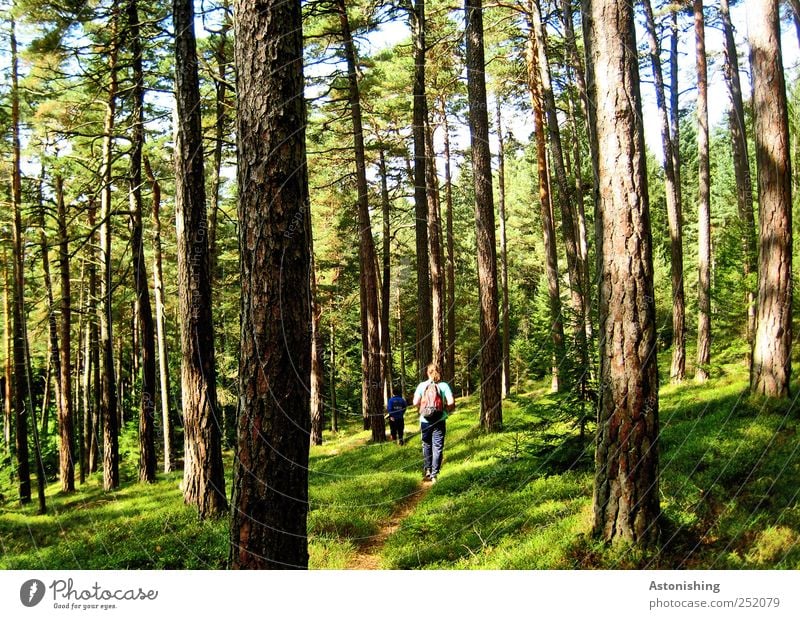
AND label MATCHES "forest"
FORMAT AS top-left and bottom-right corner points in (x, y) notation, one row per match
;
(1, 0), (800, 570)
